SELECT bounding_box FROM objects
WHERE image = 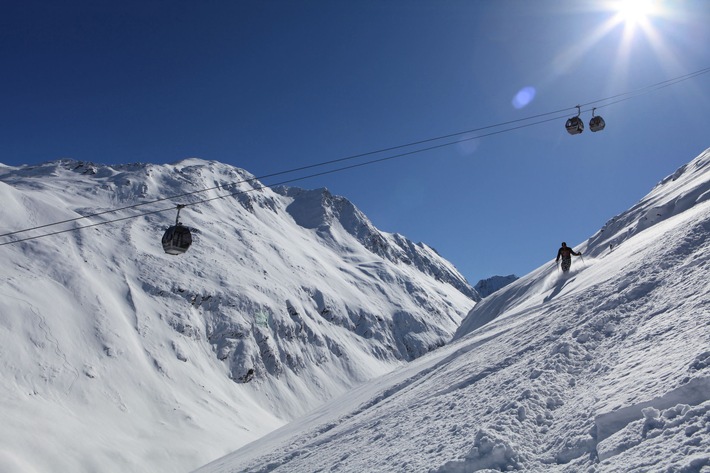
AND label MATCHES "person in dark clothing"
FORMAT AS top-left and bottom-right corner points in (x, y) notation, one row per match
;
(556, 242), (581, 272)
